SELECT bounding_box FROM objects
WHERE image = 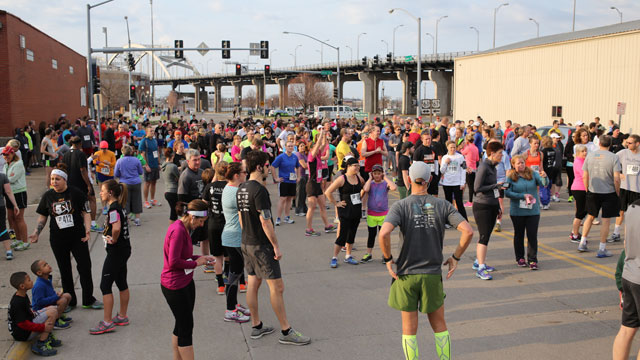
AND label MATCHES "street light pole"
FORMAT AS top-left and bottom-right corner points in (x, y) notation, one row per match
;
(293, 44), (302, 67)
(389, 8), (421, 119)
(493, 3), (509, 48)
(320, 39), (329, 66)
(529, 18), (540, 38)
(357, 32), (367, 59)
(435, 15), (448, 57)
(102, 27), (108, 66)
(87, 0), (115, 122)
(345, 45), (353, 61)
(572, 0), (576, 31)
(125, 15), (134, 118)
(610, 6), (623, 23)
(470, 26), (479, 52)
(269, 48), (278, 66)
(392, 24), (404, 58)
(381, 40), (389, 54)
(150, 0), (155, 108)
(425, 32), (434, 55)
